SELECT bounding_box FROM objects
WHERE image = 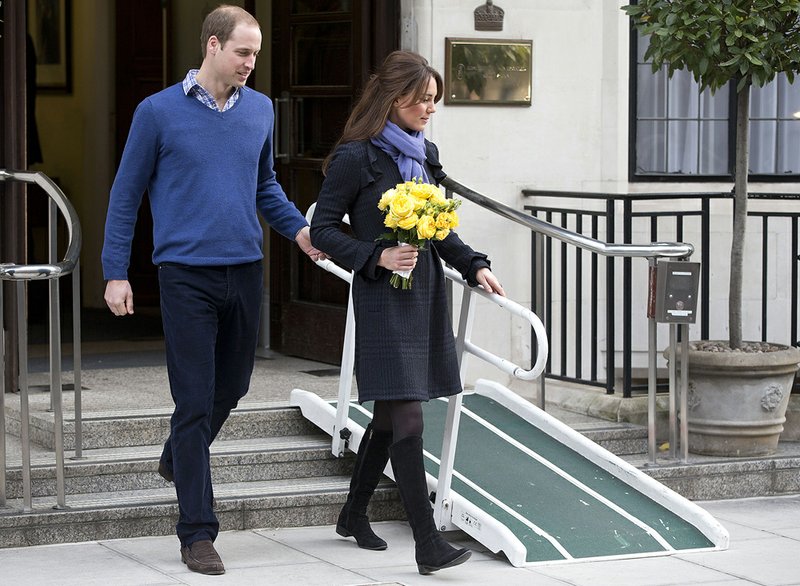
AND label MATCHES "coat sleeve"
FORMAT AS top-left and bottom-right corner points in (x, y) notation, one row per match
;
(310, 143), (385, 277)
